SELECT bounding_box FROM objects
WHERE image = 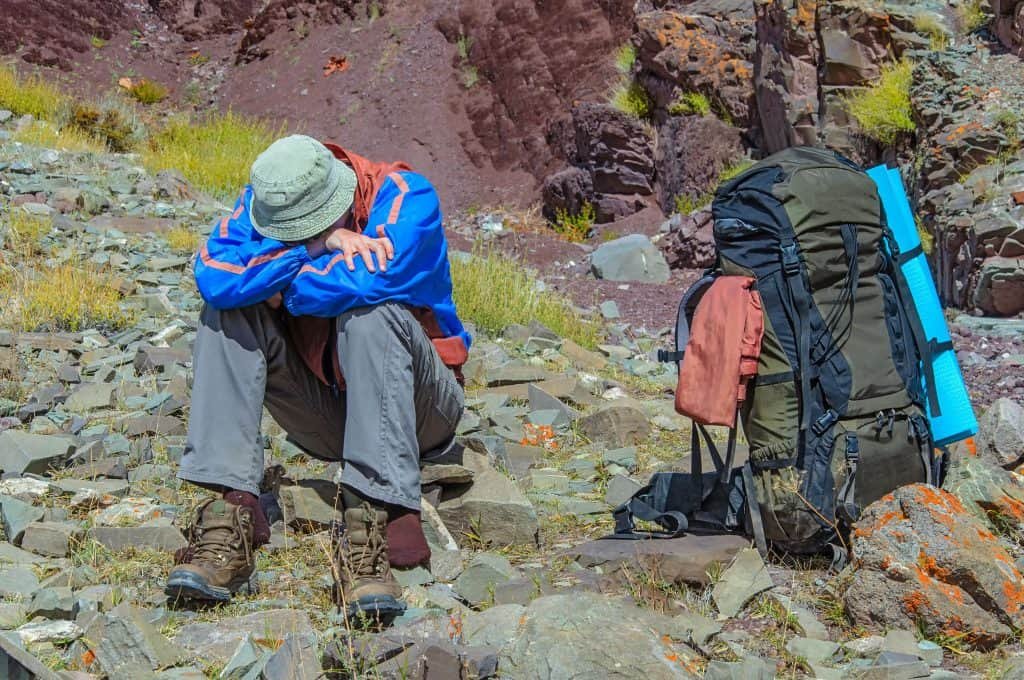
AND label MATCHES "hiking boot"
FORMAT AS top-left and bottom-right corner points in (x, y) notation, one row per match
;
(333, 503), (405, 624)
(165, 497), (256, 603)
